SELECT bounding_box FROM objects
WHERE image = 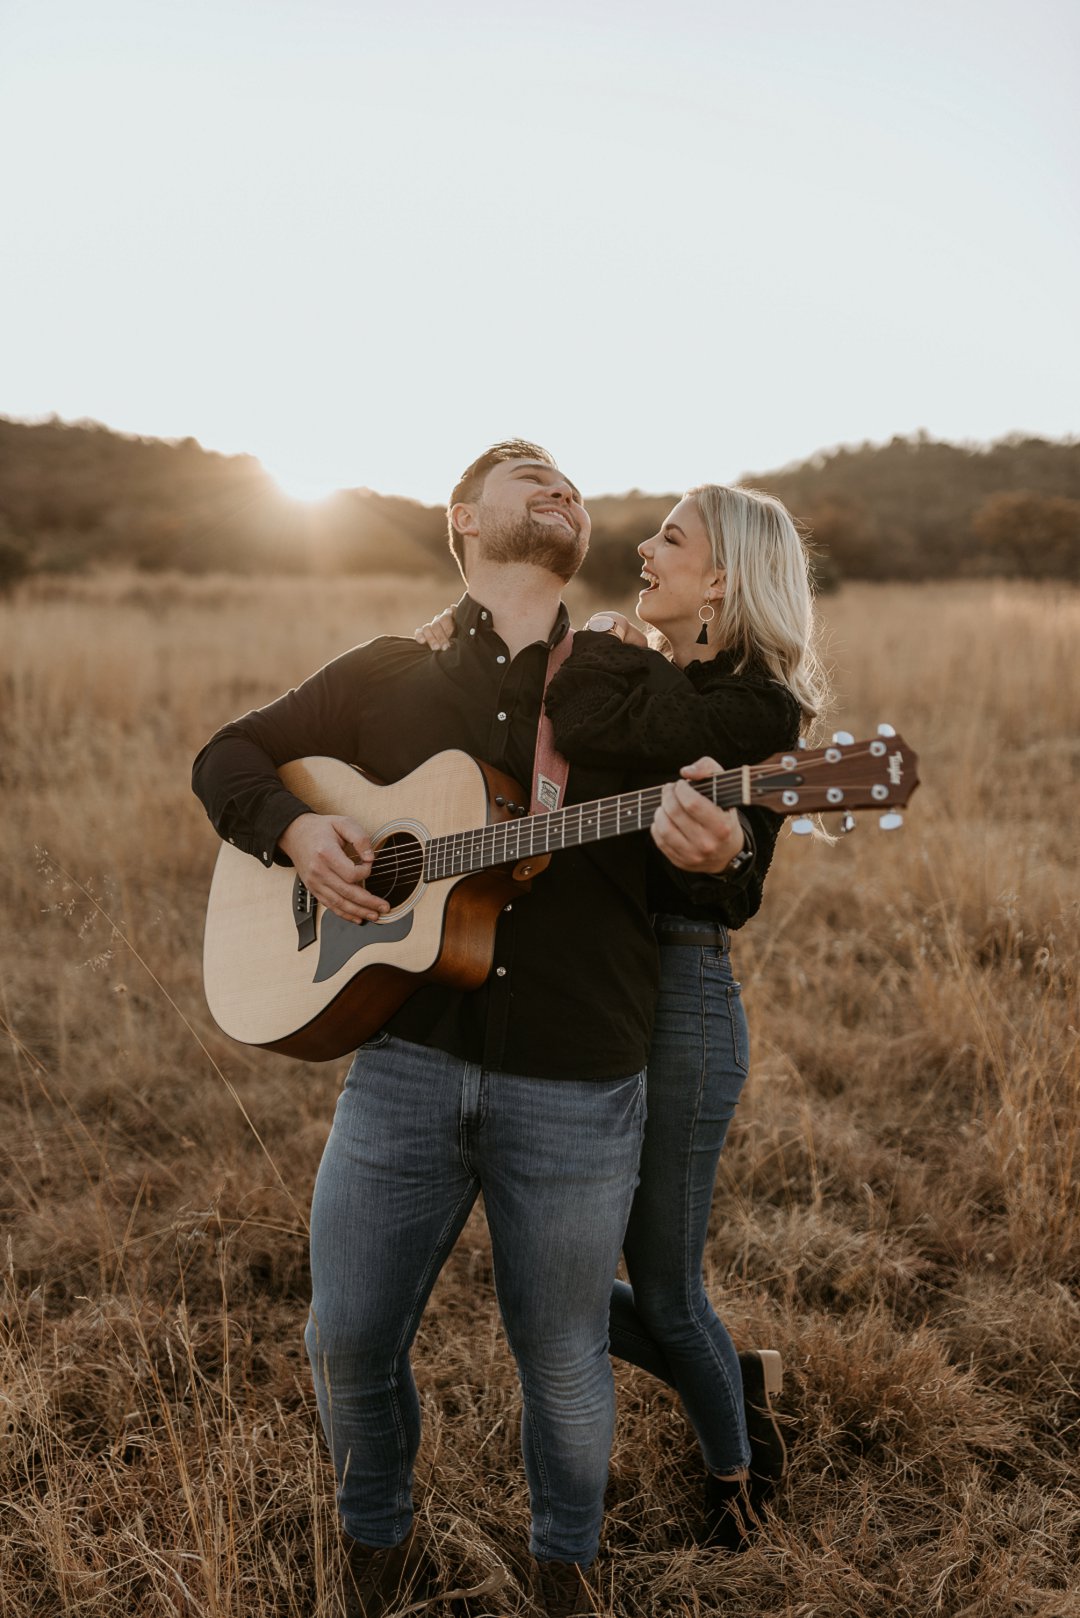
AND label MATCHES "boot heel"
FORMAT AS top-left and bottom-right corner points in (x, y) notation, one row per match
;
(756, 1348), (783, 1397)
